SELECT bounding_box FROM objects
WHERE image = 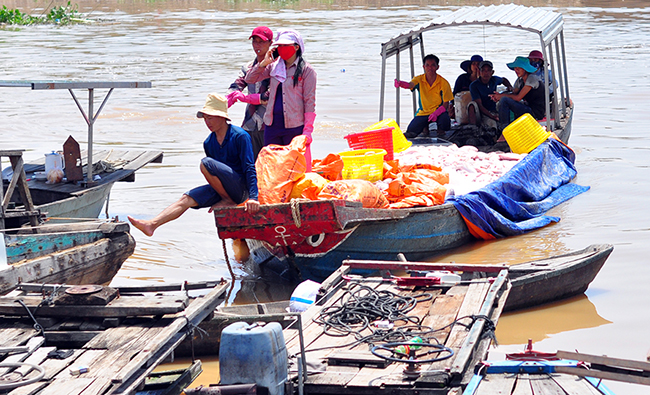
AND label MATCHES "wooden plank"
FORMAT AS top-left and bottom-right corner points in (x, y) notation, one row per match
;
(39, 349), (88, 380)
(555, 365), (650, 386)
(110, 282), (228, 384)
(415, 280), (490, 387)
(304, 365), (360, 386)
(459, 280), (511, 387)
(472, 373), (515, 394)
(451, 270), (508, 377)
(511, 374), (534, 395)
(551, 373), (605, 395)
(343, 259), (508, 273)
(556, 350), (650, 373)
(529, 373), (566, 395)
(0, 336), (45, 375)
(0, 326), (39, 349)
(84, 320), (156, 350)
(0, 295), (188, 317)
(38, 377), (96, 395)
